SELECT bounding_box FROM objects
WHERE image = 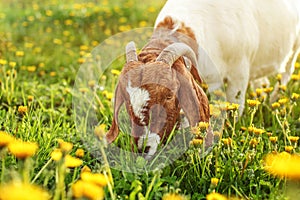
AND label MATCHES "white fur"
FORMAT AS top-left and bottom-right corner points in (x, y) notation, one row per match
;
(155, 0), (300, 113)
(137, 128), (161, 159)
(126, 81), (150, 124)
